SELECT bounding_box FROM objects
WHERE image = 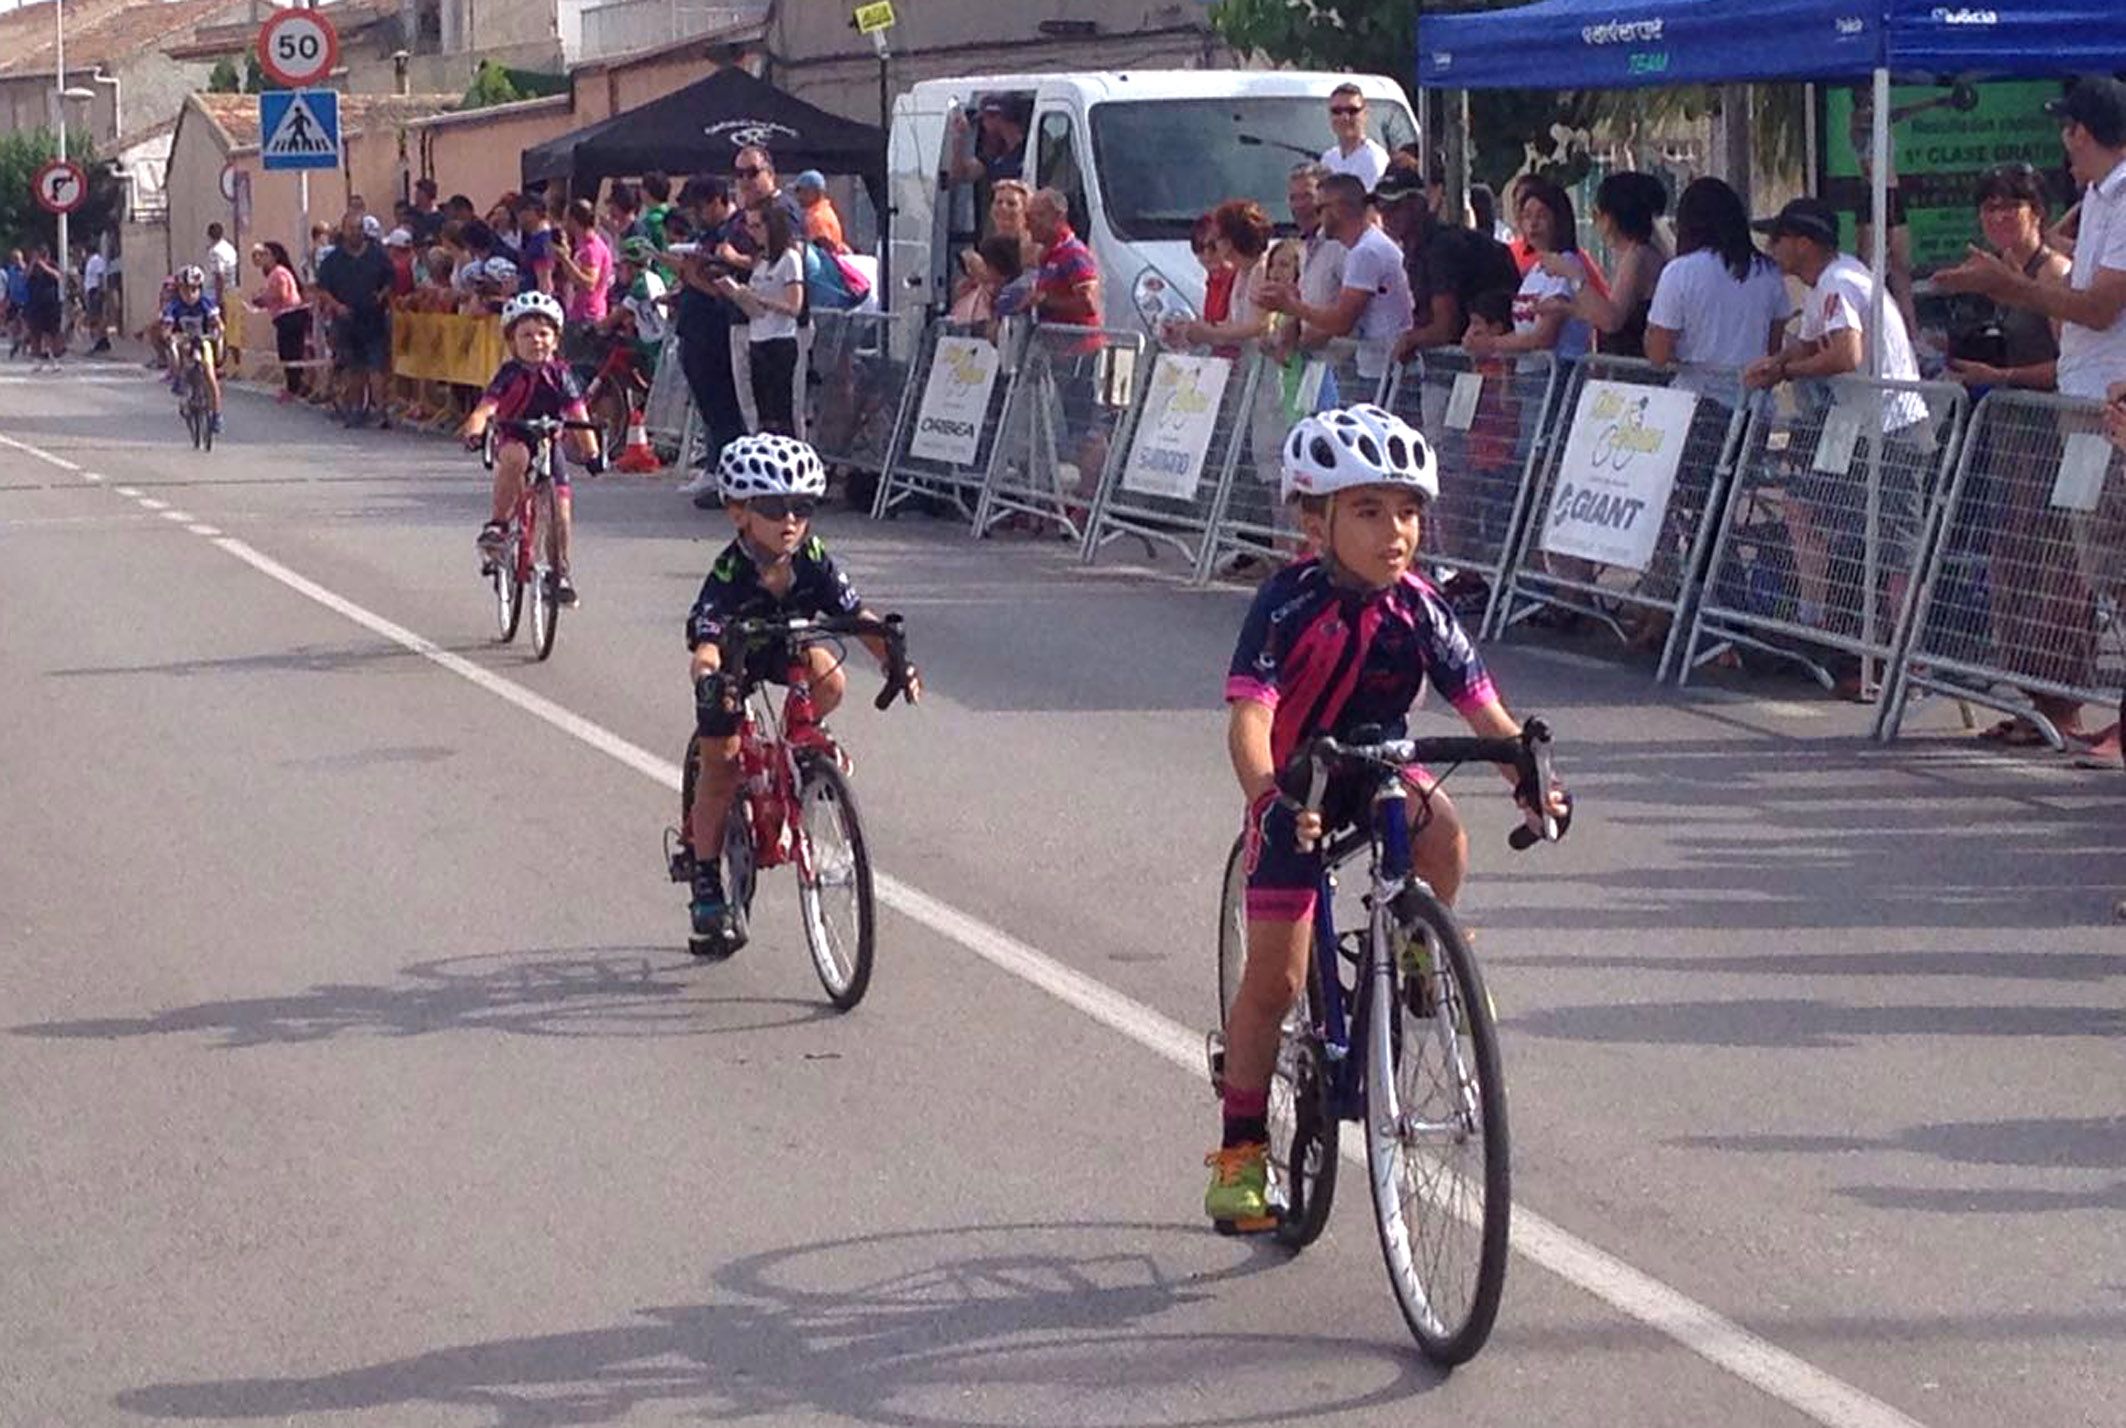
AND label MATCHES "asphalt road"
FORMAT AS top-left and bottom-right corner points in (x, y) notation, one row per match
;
(2, 362), (2121, 1428)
